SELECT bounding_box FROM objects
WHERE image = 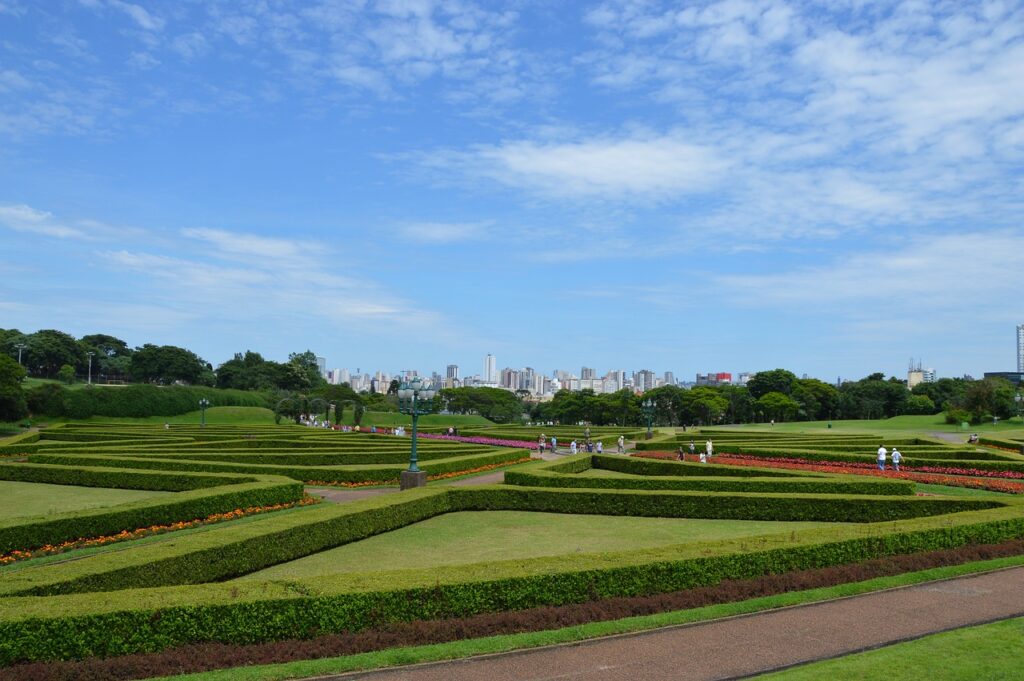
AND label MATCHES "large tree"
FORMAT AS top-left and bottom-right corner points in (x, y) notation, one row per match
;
(746, 369), (797, 399)
(24, 329), (84, 378)
(129, 344), (209, 385)
(0, 354), (28, 421)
